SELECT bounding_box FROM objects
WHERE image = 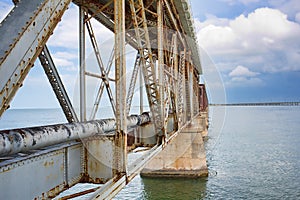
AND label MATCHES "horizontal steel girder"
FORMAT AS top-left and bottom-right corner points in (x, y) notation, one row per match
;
(0, 112), (150, 156)
(0, 142), (83, 200)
